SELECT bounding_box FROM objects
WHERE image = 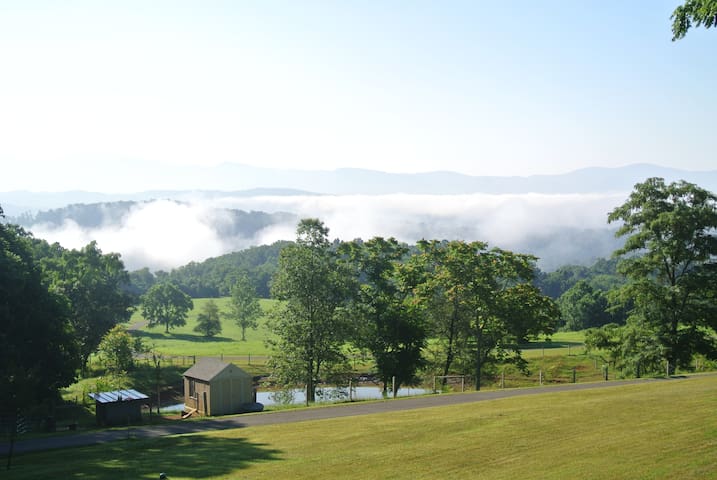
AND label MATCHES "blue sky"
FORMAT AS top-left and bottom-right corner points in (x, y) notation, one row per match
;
(0, 1), (715, 192)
